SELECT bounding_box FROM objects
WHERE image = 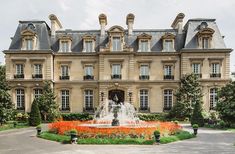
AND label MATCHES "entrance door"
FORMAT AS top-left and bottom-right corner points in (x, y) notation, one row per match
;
(108, 90), (125, 104)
